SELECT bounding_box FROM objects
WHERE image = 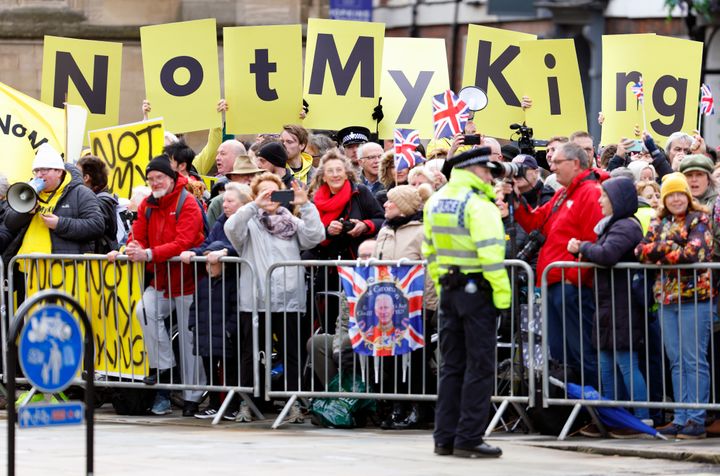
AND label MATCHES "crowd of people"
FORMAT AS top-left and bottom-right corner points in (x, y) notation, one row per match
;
(2, 98), (720, 445)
